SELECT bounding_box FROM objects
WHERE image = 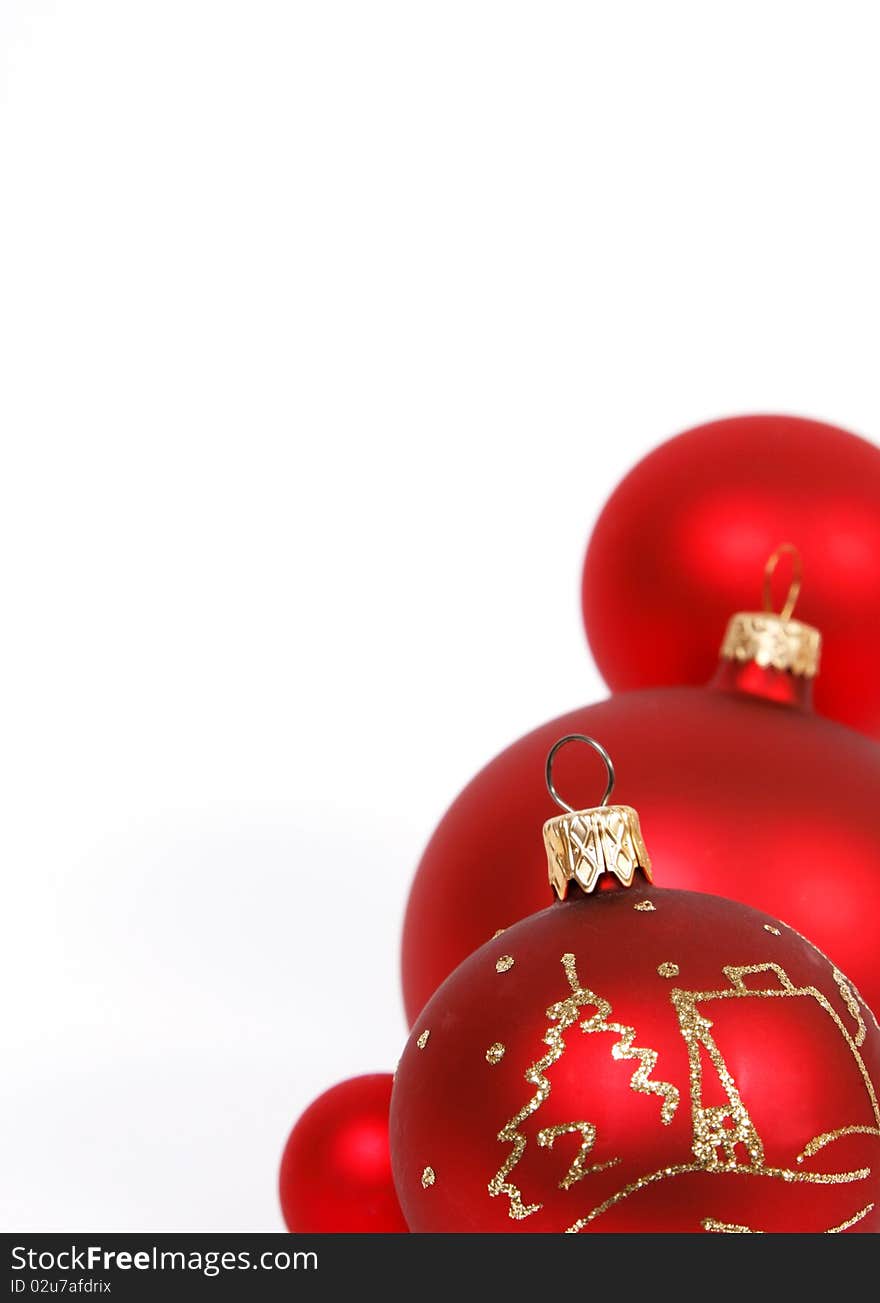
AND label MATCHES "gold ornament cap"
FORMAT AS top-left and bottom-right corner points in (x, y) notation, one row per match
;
(719, 543), (821, 679)
(542, 735), (653, 901)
